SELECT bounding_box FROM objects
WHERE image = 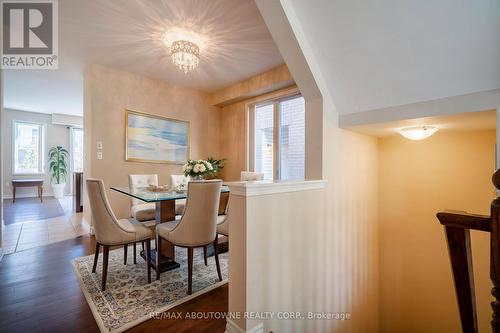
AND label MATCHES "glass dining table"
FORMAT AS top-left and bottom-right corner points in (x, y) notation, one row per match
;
(110, 185), (230, 272)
